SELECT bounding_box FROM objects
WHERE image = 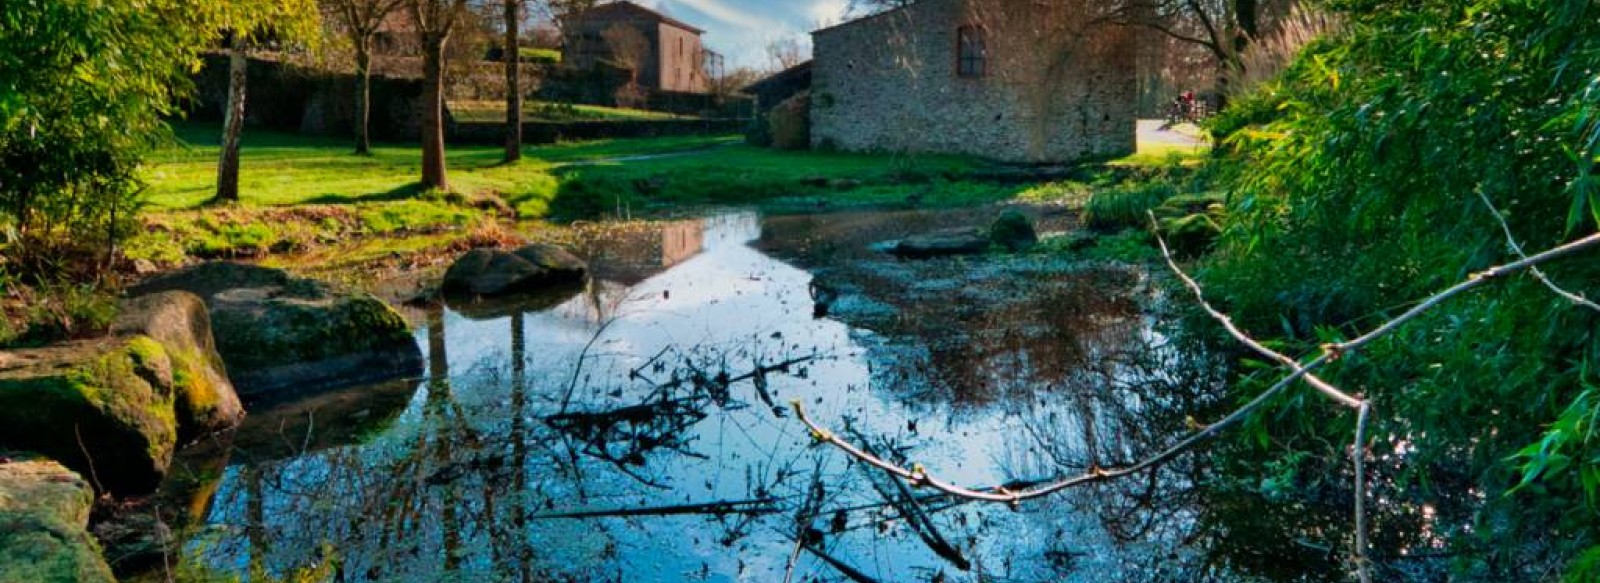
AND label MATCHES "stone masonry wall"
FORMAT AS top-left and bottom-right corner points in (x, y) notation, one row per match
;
(810, 0), (1138, 163)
